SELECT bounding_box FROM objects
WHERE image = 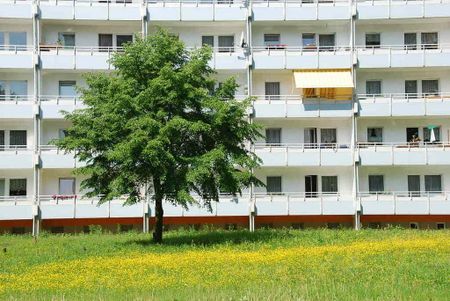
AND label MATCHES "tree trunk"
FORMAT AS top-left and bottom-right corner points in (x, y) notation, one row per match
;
(152, 178), (164, 243)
